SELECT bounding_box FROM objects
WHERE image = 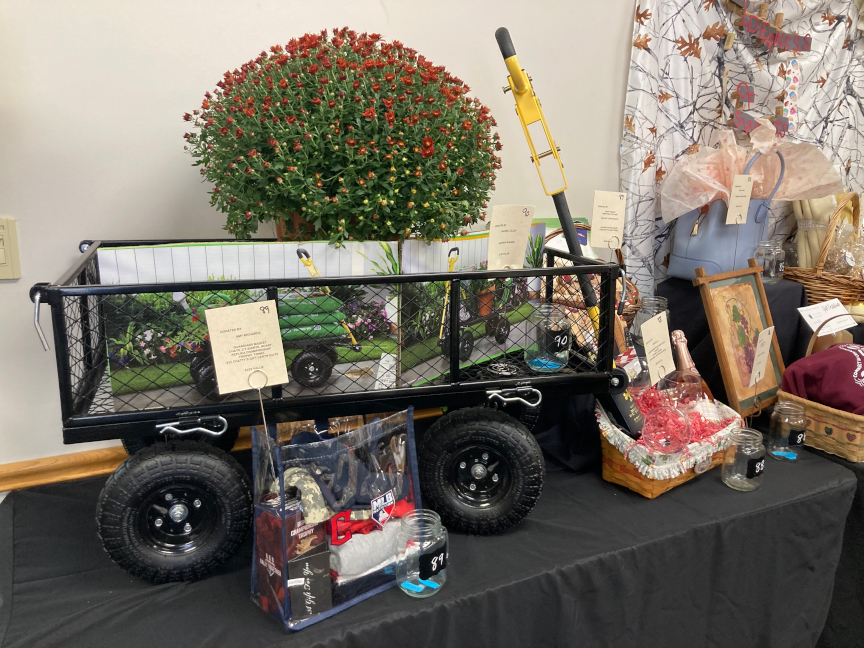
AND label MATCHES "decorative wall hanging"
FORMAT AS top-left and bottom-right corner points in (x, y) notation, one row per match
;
(621, 0), (864, 296)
